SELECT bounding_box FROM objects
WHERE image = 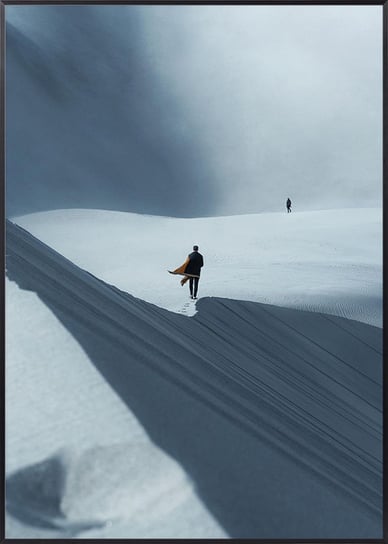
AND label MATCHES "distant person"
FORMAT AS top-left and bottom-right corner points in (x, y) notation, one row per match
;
(168, 245), (204, 299)
(286, 198), (292, 213)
